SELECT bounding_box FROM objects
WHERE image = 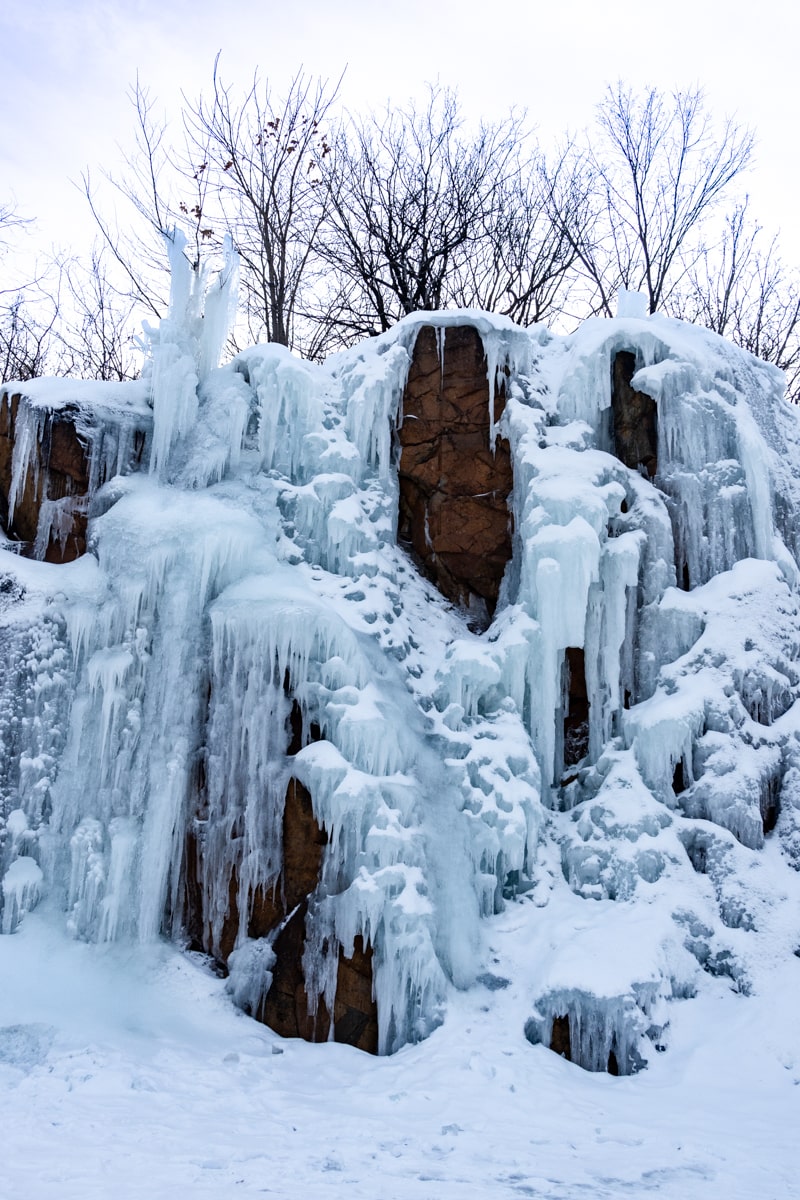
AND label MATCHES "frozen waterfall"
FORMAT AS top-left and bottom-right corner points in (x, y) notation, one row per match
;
(2, 292), (800, 1070)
